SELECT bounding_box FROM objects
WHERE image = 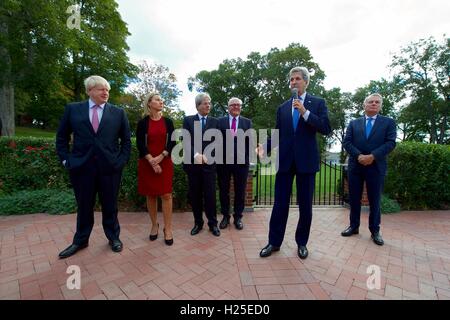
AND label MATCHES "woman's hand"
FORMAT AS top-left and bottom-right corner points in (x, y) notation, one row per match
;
(150, 154), (164, 167)
(152, 164), (162, 174)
